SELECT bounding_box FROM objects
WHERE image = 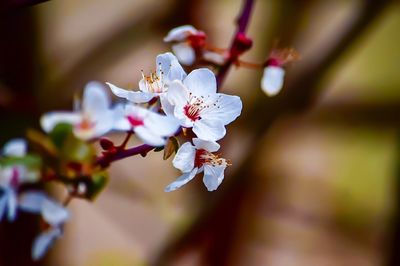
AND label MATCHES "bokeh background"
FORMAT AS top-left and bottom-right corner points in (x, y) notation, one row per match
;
(1, 0), (400, 265)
